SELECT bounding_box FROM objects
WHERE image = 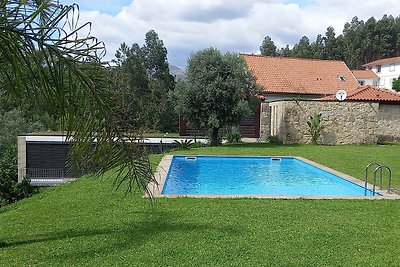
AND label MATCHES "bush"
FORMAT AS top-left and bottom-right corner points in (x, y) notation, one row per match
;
(307, 113), (323, 144)
(191, 142), (205, 148)
(0, 145), (37, 208)
(225, 131), (241, 144)
(268, 135), (283, 145)
(173, 139), (193, 150)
